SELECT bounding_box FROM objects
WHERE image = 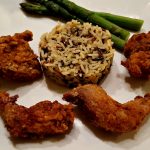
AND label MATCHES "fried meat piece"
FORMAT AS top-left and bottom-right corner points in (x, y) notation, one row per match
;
(63, 84), (150, 133)
(0, 92), (74, 138)
(121, 32), (150, 79)
(0, 30), (42, 81)
(123, 32), (150, 58)
(121, 51), (150, 78)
